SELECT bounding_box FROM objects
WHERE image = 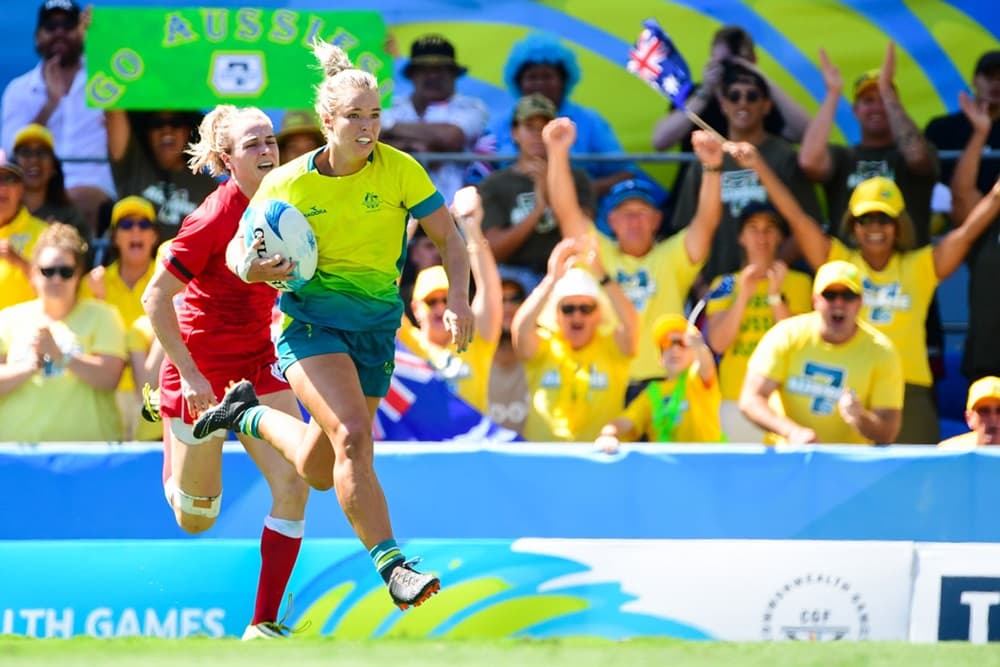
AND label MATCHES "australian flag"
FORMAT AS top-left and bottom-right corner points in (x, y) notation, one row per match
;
(373, 343), (522, 442)
(627, 18), (694, 108)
